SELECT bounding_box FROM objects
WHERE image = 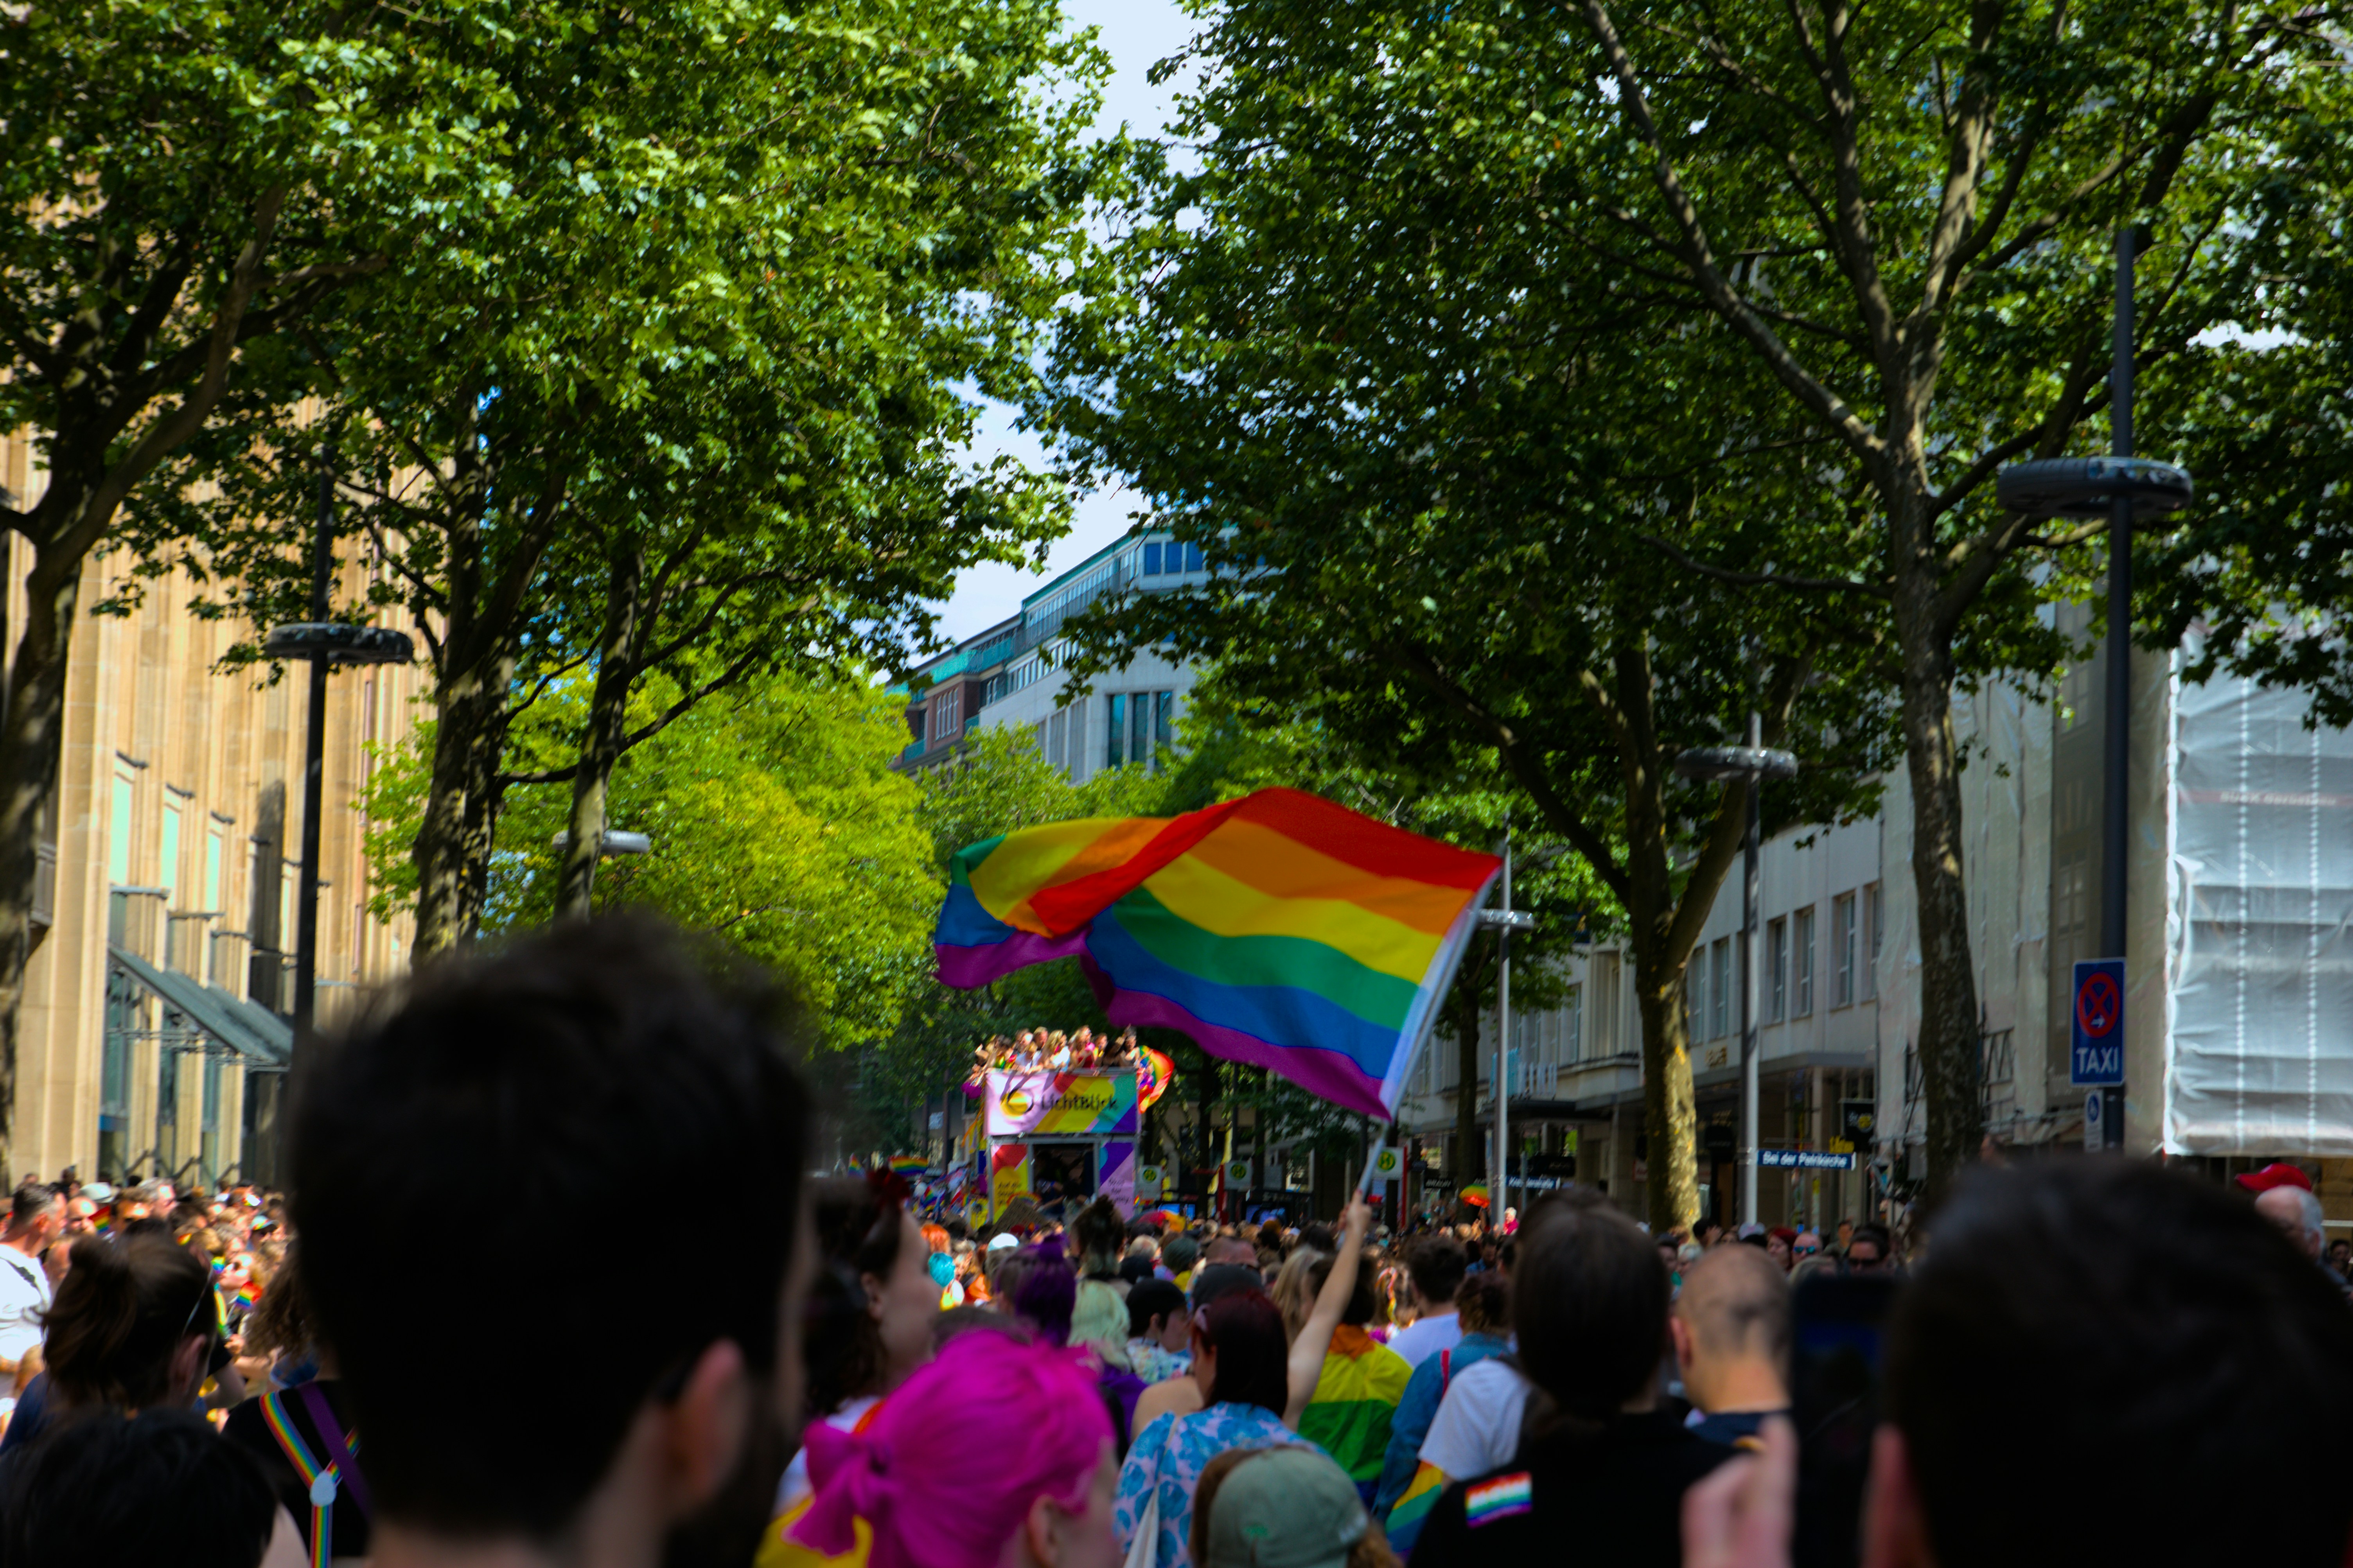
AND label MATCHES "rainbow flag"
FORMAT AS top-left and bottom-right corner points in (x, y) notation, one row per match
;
(1137, 1046), (1177, 1113)
(934, 789), (1500, 1119)
(889, 1155), (928, 1174)
(1383, 1461), (1450, 1555)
